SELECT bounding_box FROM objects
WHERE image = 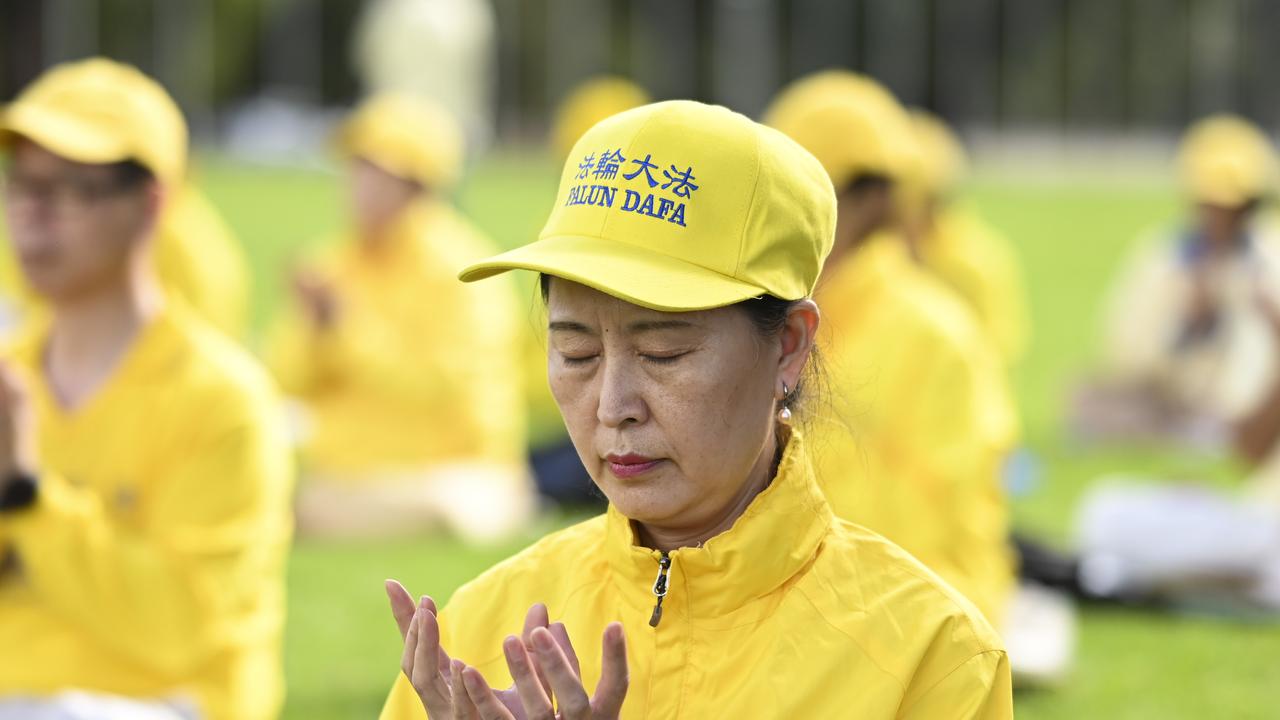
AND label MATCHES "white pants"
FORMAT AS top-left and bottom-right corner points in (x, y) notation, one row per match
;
(1076, 480), (1280, 610)
(0, 692), (198, 720)
(296, 463), (537, 543)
